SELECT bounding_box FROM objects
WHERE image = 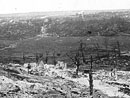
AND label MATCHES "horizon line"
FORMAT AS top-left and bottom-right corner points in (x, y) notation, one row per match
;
(0, 8), (130, 15)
